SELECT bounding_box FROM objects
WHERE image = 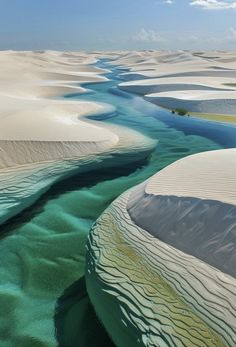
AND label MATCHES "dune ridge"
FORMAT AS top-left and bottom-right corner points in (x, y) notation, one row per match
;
(113, 51), (236, 116)
(87, 195), (236, 347)
(0, 50), (156, 225)
(86, 149), (236, 347)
